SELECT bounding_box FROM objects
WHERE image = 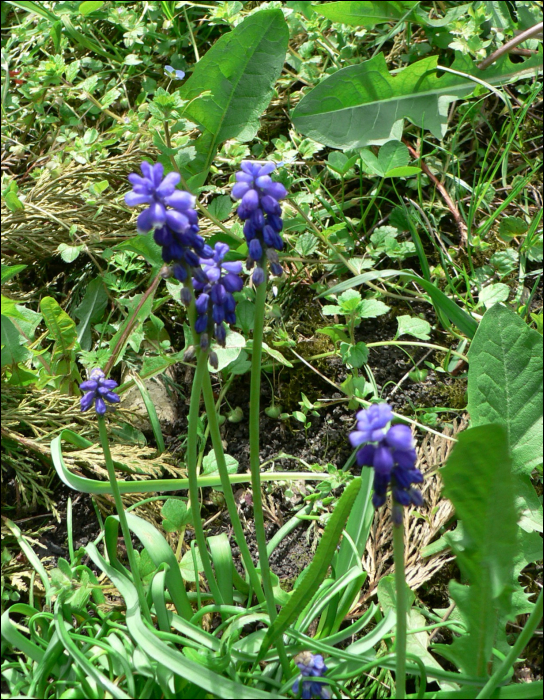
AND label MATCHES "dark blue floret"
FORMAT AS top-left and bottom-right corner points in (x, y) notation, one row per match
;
(125, 162), (213, 303)
(232, 160), (287, 285)
(349, 404), (423, 518)
(293, 652), (331, 699)
(79, 368), (120, 415)
(192, 242), (243, 348)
